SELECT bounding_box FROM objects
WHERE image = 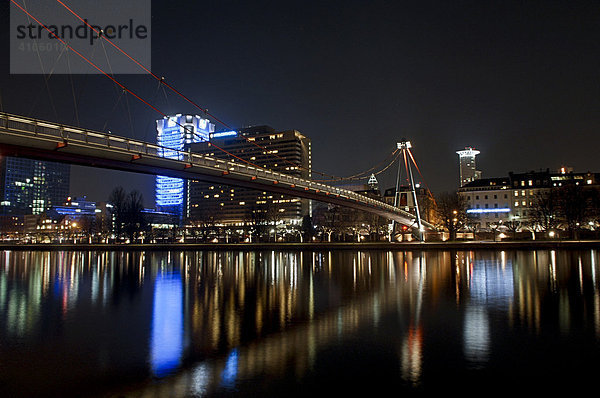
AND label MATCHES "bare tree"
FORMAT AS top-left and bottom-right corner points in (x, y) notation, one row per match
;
(529, 188), (560, 232)
(558, 184), (589, 239)
(504, 219), (521, 240)
(435, 191), (467, 241)
(464, 216), (480, 240)
(109, 187), (146, 242)
(108, 186), (127, 238)
(124, 190), (146, 242)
